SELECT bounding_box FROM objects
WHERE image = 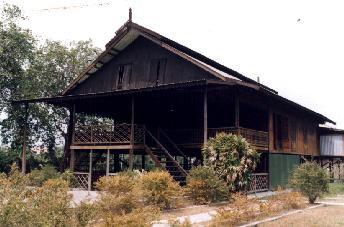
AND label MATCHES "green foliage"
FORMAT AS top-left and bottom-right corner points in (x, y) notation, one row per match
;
(0, 4), (101, 170)
(185, 166), (229, 204)
(139, 170), (183, 209)
(327, 182), (344, 196)
(28, 165), (59, 186)
(0, 164), (74, 226)
(203, 132), (260, 191)
(28, 165), (76, 187)
(289, 161), (329, 204)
